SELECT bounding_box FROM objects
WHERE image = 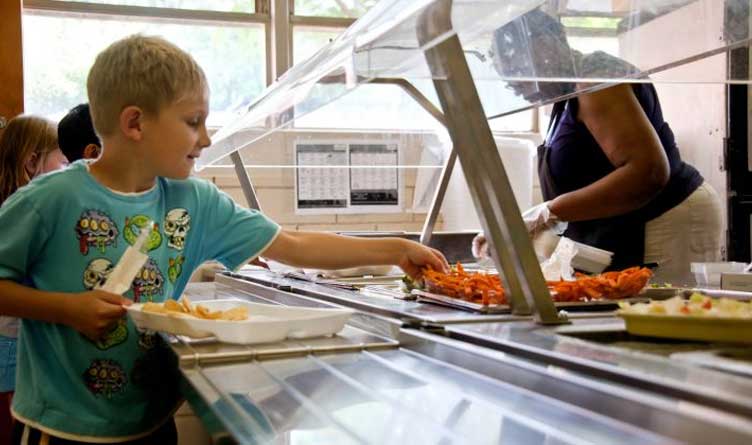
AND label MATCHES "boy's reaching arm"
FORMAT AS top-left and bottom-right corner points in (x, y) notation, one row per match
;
(261, 230), (449, 278)
(0, 280), (131, 340)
